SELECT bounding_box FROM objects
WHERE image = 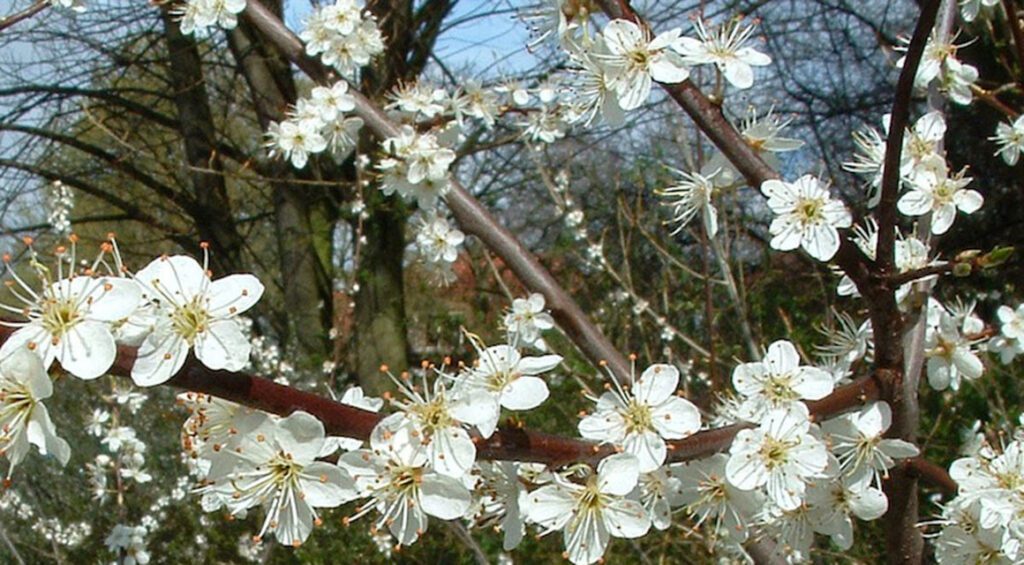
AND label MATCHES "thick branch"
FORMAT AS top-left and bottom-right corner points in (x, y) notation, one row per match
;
(0, 326), (881, 468)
